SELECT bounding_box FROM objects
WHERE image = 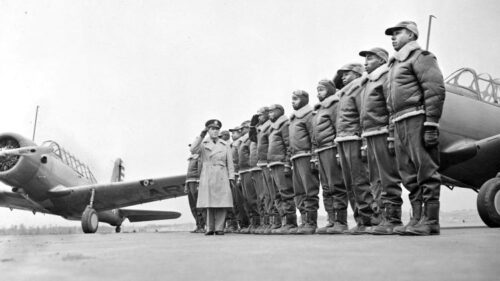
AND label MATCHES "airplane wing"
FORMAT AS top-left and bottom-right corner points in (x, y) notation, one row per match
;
(118, 209), (181, 222)
(0, 190), (48, 213)
(66, 174), (187, 212)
